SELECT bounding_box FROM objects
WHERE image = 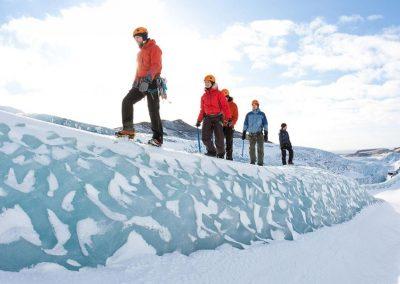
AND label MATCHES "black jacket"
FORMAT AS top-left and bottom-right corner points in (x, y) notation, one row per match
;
(279, 130), (292, 148)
